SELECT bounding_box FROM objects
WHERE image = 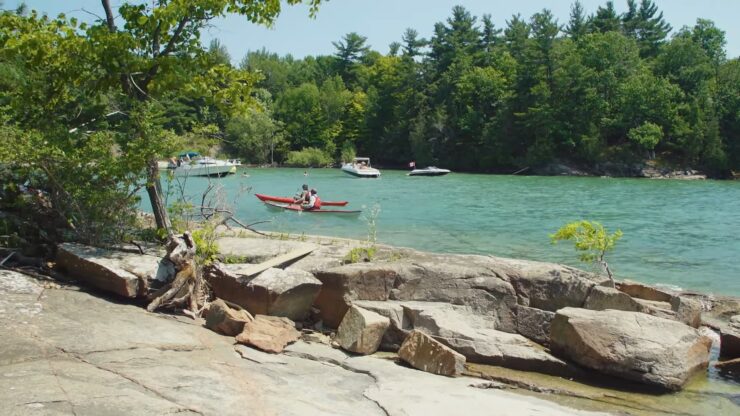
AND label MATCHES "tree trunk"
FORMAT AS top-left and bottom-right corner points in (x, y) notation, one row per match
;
(146, 158), (172, 236)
